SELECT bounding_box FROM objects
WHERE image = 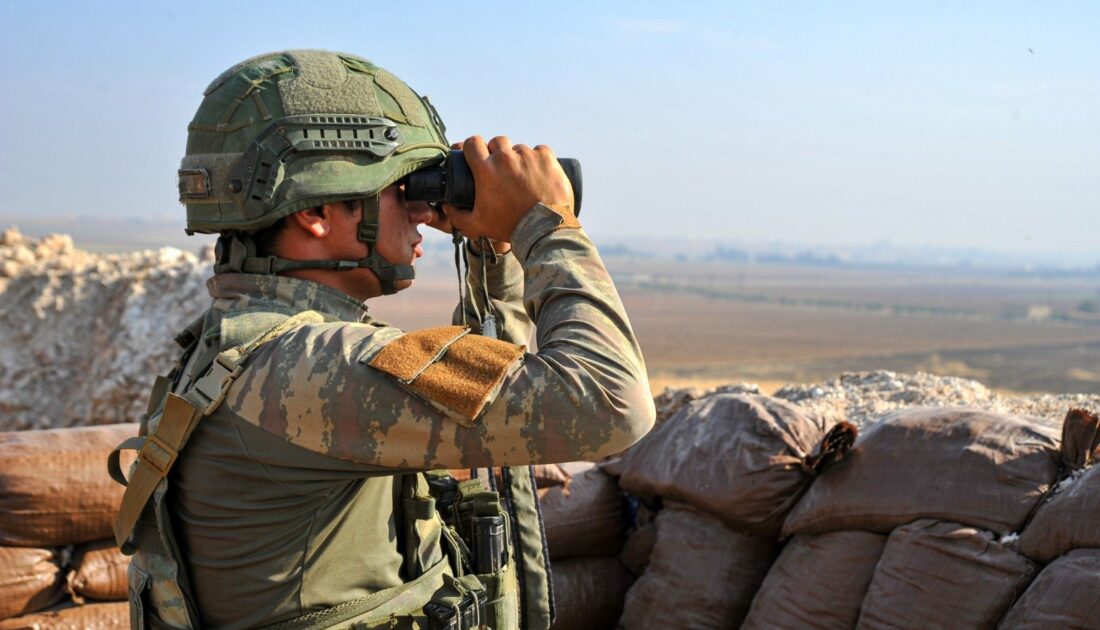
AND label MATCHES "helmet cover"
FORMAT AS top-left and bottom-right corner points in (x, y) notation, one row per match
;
(180, 50), (448, 234)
